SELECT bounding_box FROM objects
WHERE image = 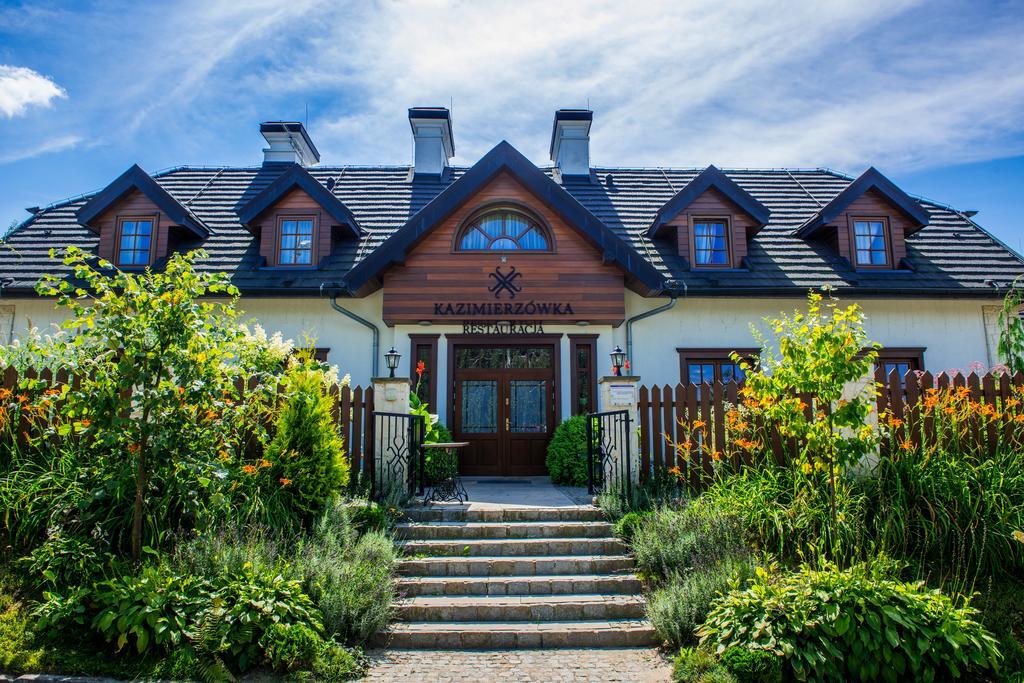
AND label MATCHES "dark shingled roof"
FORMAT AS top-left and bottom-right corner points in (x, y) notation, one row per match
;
(2, 154), (1022, 297)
